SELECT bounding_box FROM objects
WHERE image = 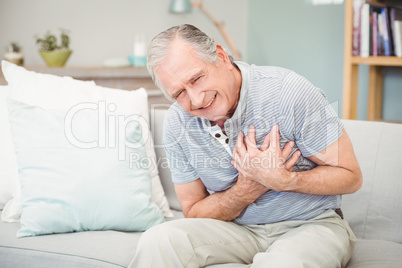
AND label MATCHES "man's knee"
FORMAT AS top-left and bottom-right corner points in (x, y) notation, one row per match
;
(137, 219), (192, 250)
